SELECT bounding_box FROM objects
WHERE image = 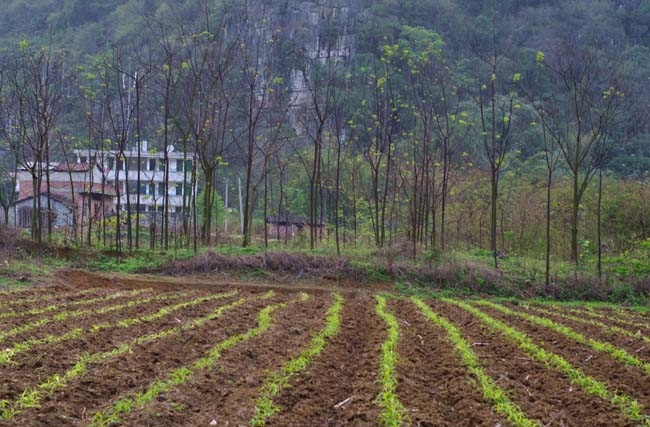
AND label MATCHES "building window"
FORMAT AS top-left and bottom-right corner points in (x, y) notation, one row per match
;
(185, 160), (193, 172)
(158, 183), (165, 195)
(175, 206), (182, 214)
(149, 159), (156, 171)
(149, 183), (155, 196)
(117, 159), (124, 171)
(158, 159), (166, 172)
(176, 159), (184, 172)
(139, 183), (147, 194)
(175, 183), (183, 196)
